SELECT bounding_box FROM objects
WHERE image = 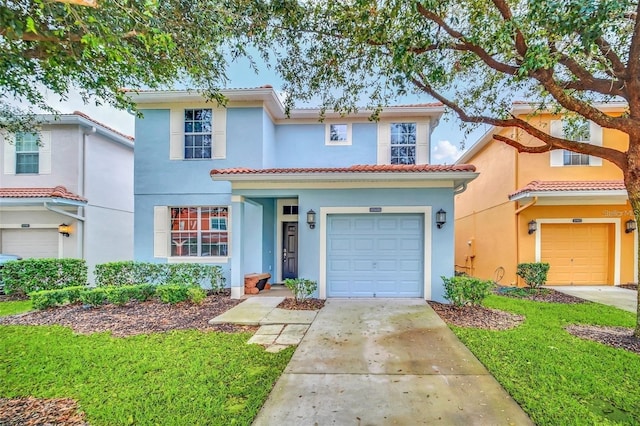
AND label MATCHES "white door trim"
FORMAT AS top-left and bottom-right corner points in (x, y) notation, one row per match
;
(319, 206), (432, 299)
(276, 198), (299, 282)
(534, 218), (621, 285)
